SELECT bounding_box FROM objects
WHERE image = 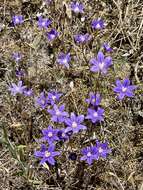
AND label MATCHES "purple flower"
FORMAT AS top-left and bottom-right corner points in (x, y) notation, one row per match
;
(57, 129), (69, 141)
(113, 78), (137, 100)
(48, 104), (69, 123)
(47, 91), (62, 105)
(86, 107), (104, 123)
(65, 113), (87, 134)
(103, 43), (112, 52)
(89, 51), (112, 74)
(12, 15), (24, 25)
(35, 92), (49, 109)
(46, 29), (59, 41)
(42, 126), (59, 144)
(24, 88), (33, 97)
(38, 16), (51, 29)
(12, 52), (22, 62)
(44, 0), (52, 4)
(34, 144), (60, 165)
(57, 53), (71, 68)
(93, 140), (111, 160)
(71, 2), (84, 13)
(91, 19), (105, 30)
(8, 81), (26, 96)
(80, 146), (97, 165)
(86, 92), (101, 106)
(74, 33), (91, 44)
(15, 69), (25, 78)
